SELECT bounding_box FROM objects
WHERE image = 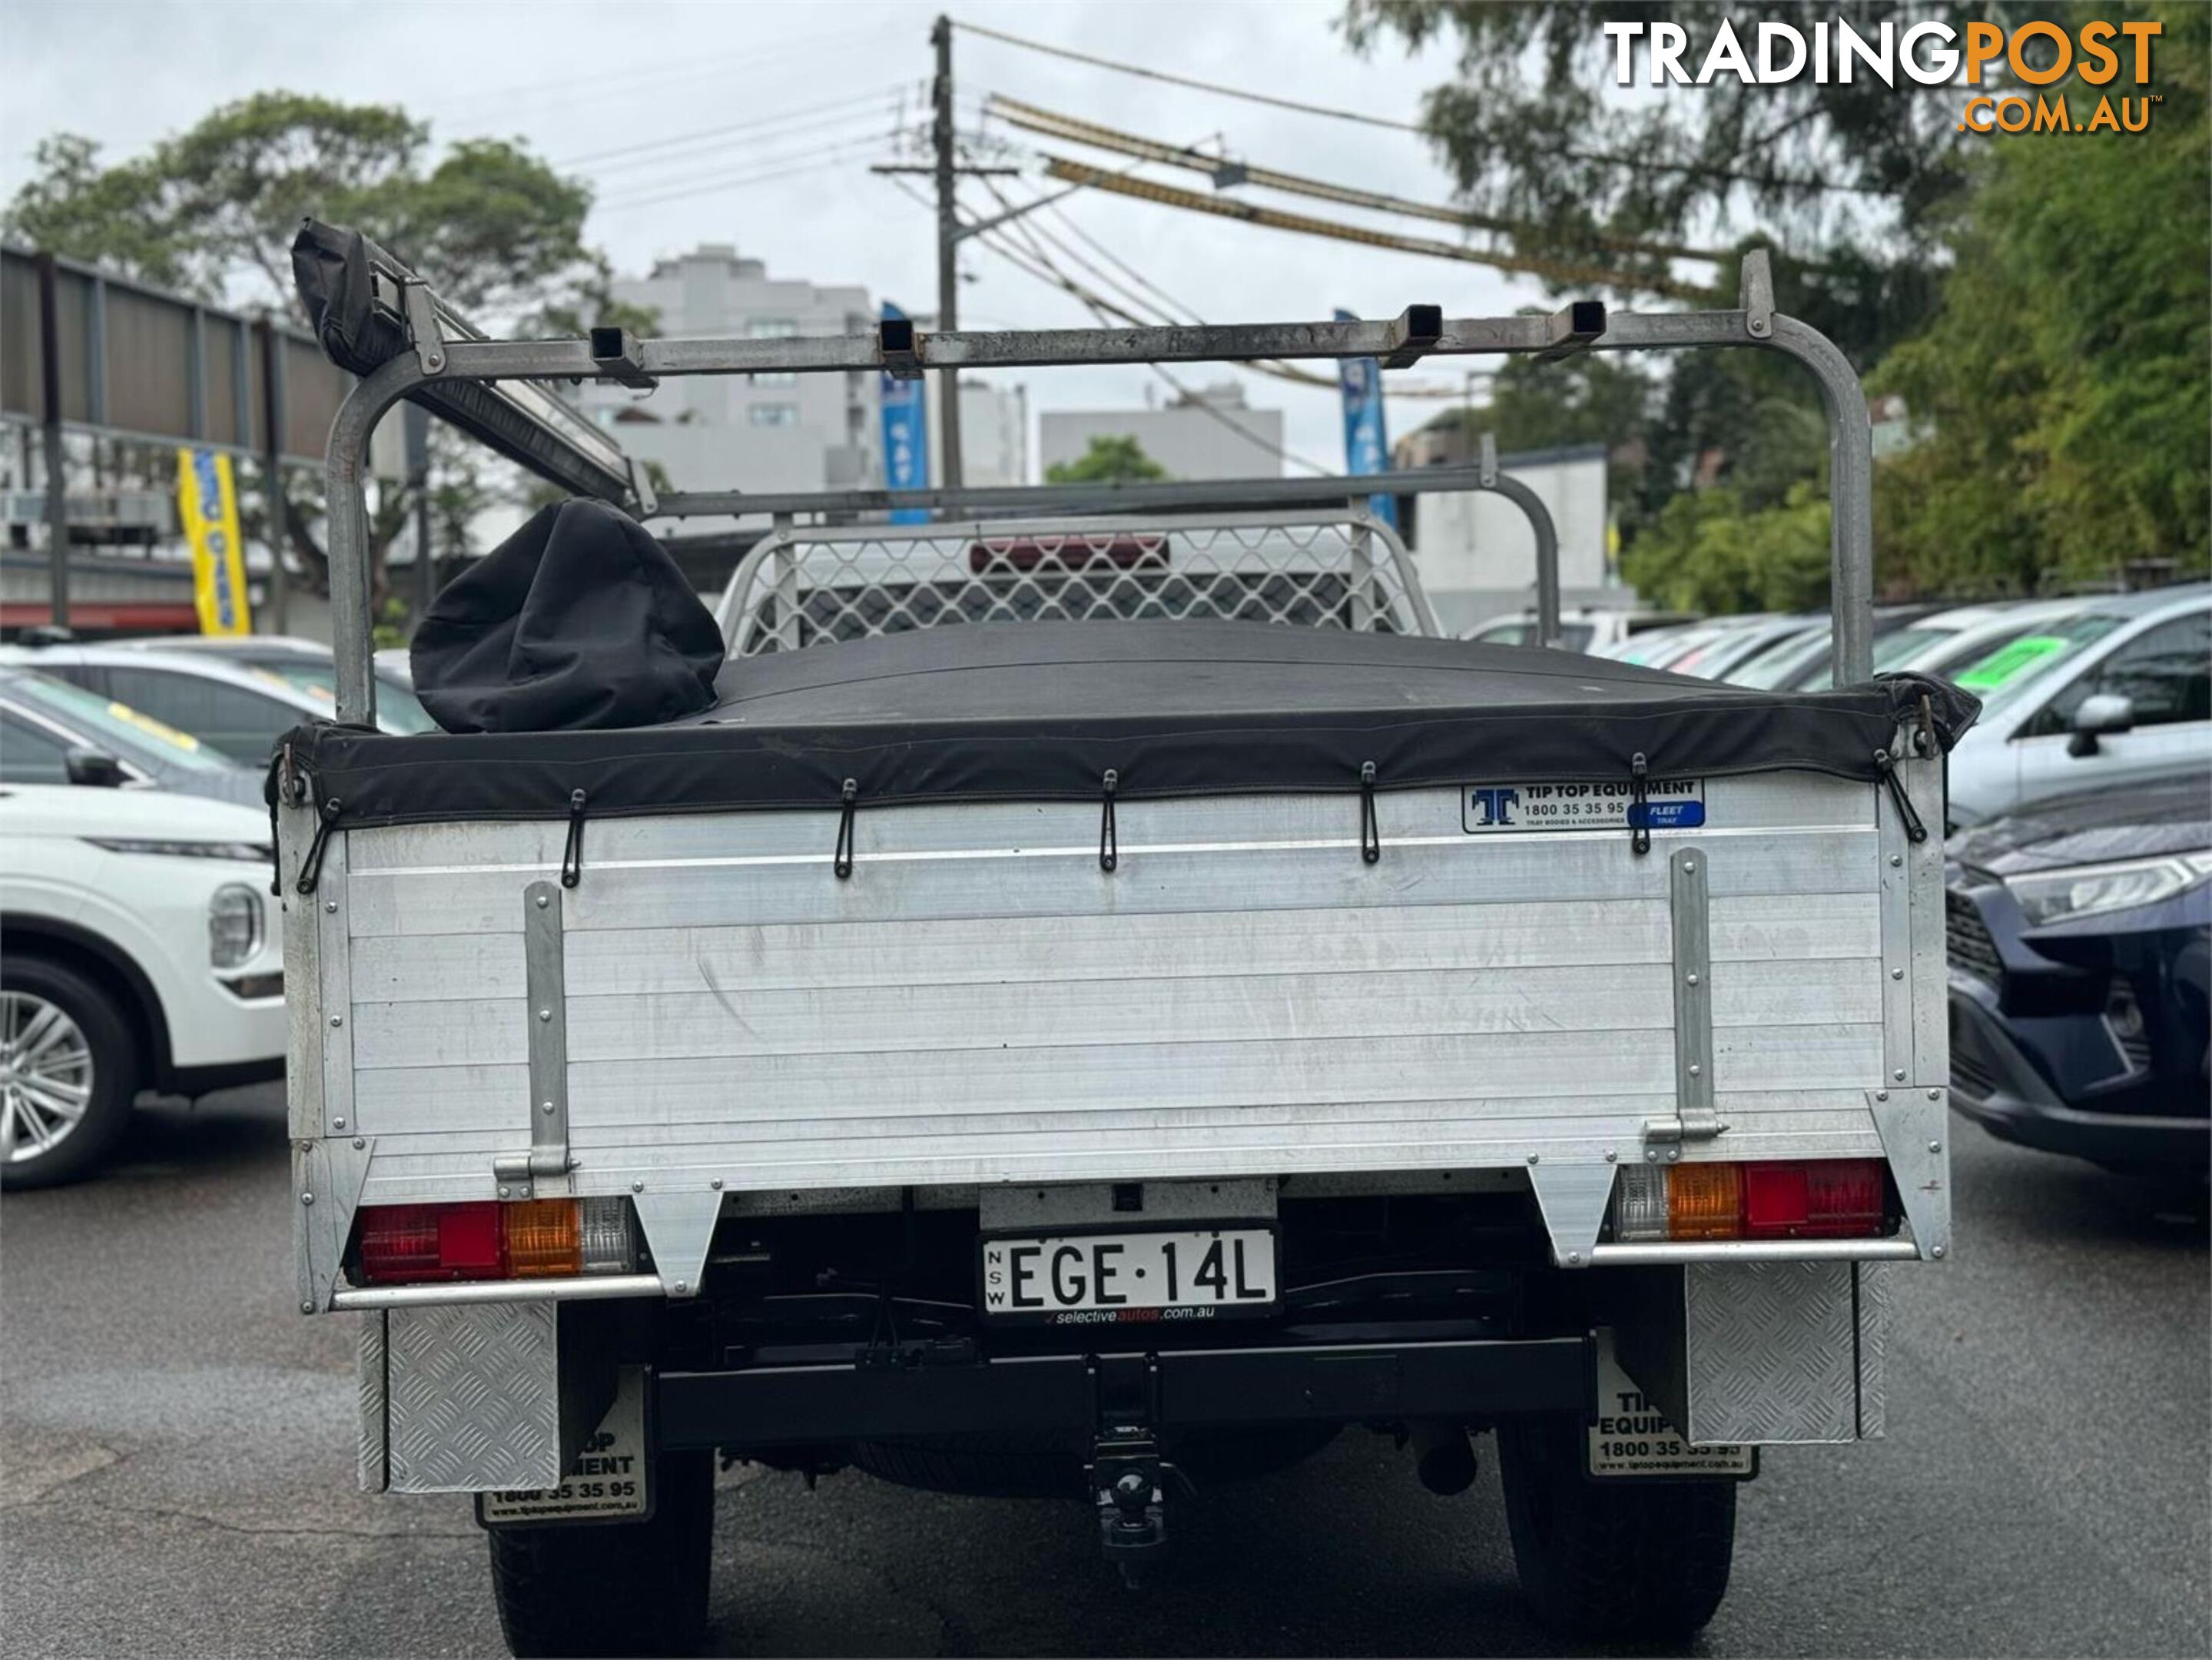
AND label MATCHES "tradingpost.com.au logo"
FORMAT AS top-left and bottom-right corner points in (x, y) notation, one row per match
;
(1604, 17), (2163, 134)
